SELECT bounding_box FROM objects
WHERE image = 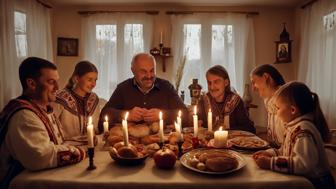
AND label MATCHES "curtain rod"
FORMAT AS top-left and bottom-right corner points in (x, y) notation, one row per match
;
(36, 0), (52, 9)
(78, 10), (159, 15)
(301, 0), (318, 9)
(166, 11), (259, 15)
